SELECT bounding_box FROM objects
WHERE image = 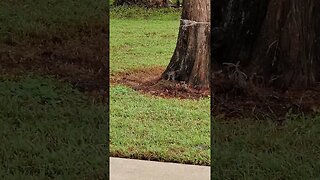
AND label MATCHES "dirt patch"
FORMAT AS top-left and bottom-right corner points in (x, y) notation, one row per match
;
(0, 25), (108, 102)
(111, 67), (210, 99)
(212, 75), (320, 121)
